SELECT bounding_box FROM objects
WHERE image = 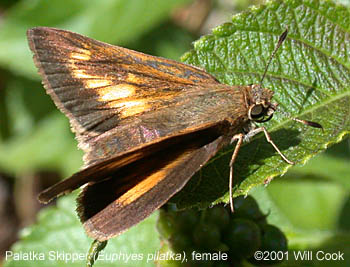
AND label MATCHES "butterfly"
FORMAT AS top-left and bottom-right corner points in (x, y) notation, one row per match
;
(27, 27), (321, 241)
